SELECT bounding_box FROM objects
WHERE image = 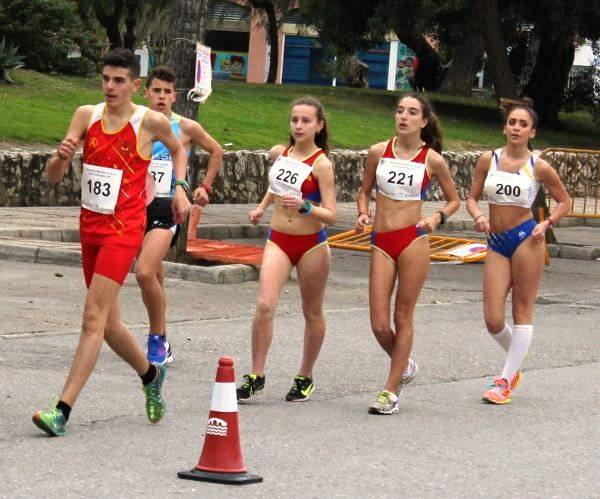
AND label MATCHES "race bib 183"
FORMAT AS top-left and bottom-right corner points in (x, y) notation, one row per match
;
(81, 163), (123, 214)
